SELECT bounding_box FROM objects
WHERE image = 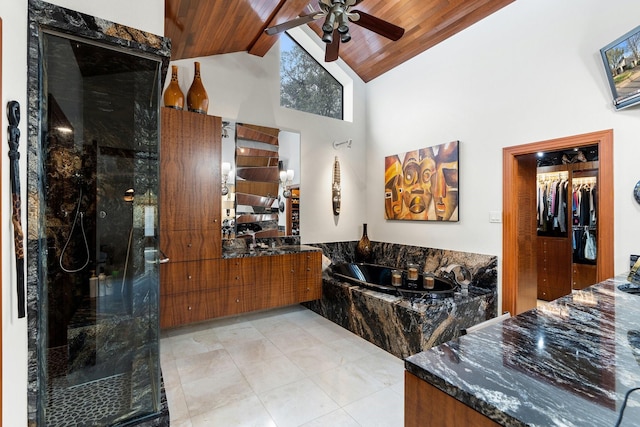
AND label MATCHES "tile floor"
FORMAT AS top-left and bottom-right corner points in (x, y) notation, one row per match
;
(160, 304), (405, 427)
